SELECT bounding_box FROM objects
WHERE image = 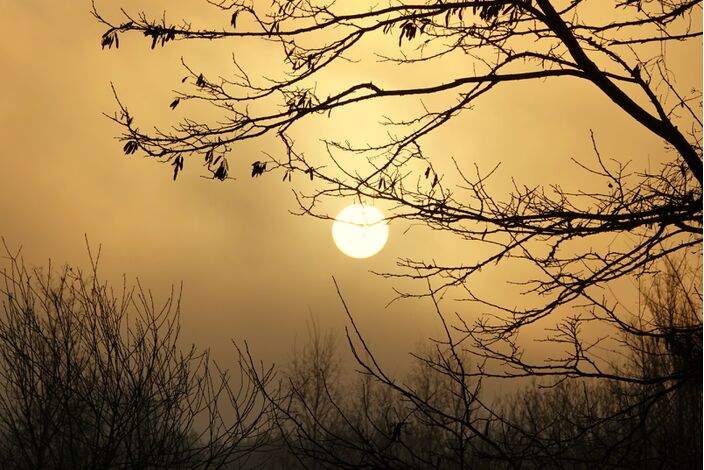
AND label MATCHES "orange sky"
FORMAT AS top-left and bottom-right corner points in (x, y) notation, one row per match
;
(1, 1), (701, 371)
